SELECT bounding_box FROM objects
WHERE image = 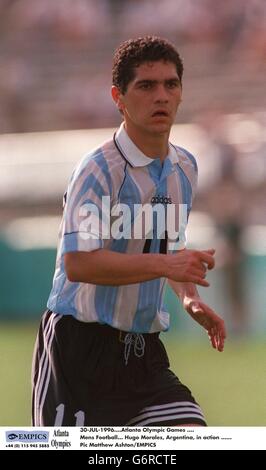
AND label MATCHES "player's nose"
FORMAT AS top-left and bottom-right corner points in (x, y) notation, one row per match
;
(154, 84), (169, 103)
